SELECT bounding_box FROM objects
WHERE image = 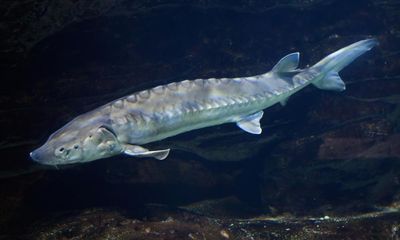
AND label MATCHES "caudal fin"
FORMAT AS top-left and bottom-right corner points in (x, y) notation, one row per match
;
(311, 39), (378, 91)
